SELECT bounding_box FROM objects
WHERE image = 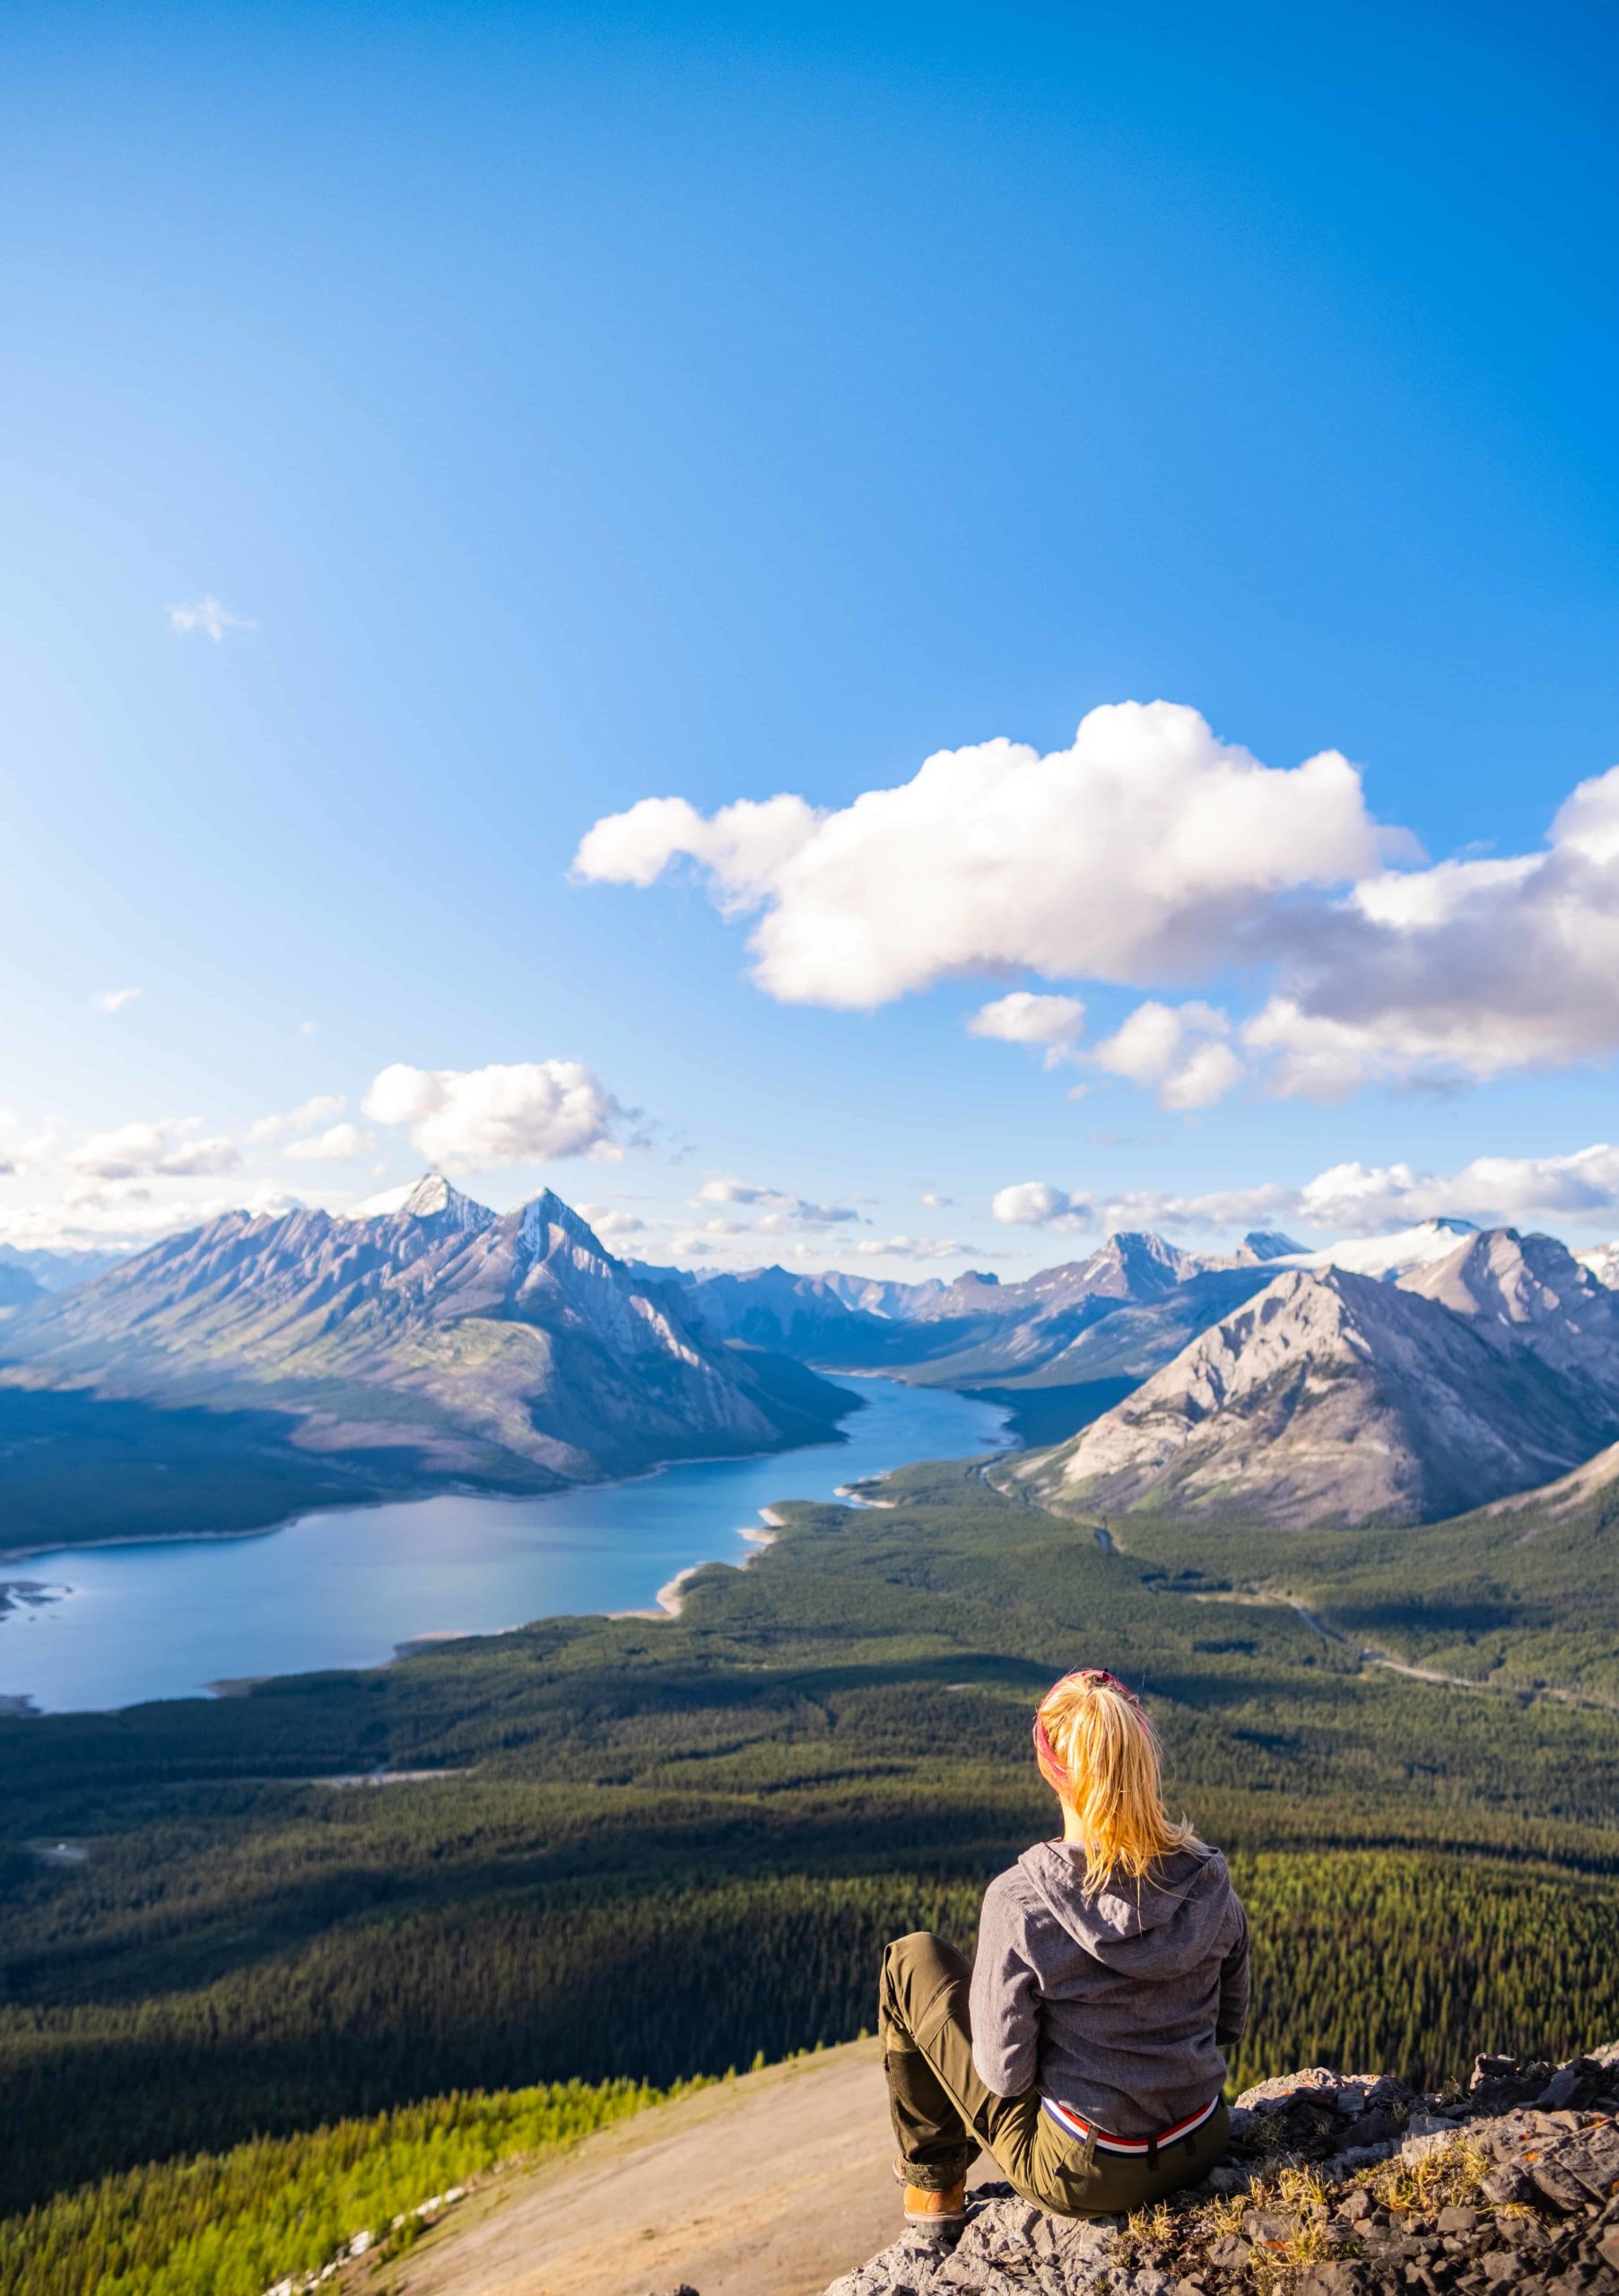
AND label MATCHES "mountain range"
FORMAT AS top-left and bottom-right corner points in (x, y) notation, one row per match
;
(0, 1175), (851, 1495)
(1014, 1226), (1619, 1525)
(648, 1227), (1305, 1396)
(11, 1183), (1619, 1534)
